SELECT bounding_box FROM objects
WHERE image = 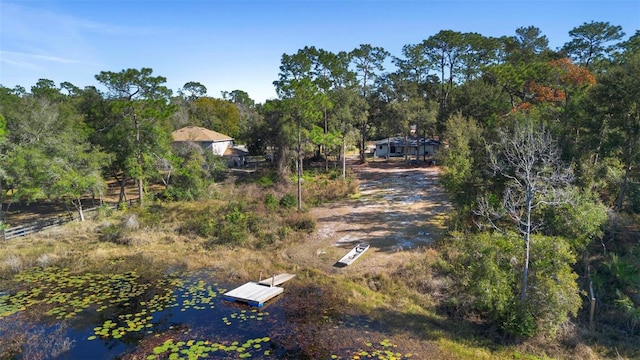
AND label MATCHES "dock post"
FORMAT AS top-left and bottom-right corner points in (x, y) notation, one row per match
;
(259, 271), (263, 282)
(271, 274), (275, 287)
